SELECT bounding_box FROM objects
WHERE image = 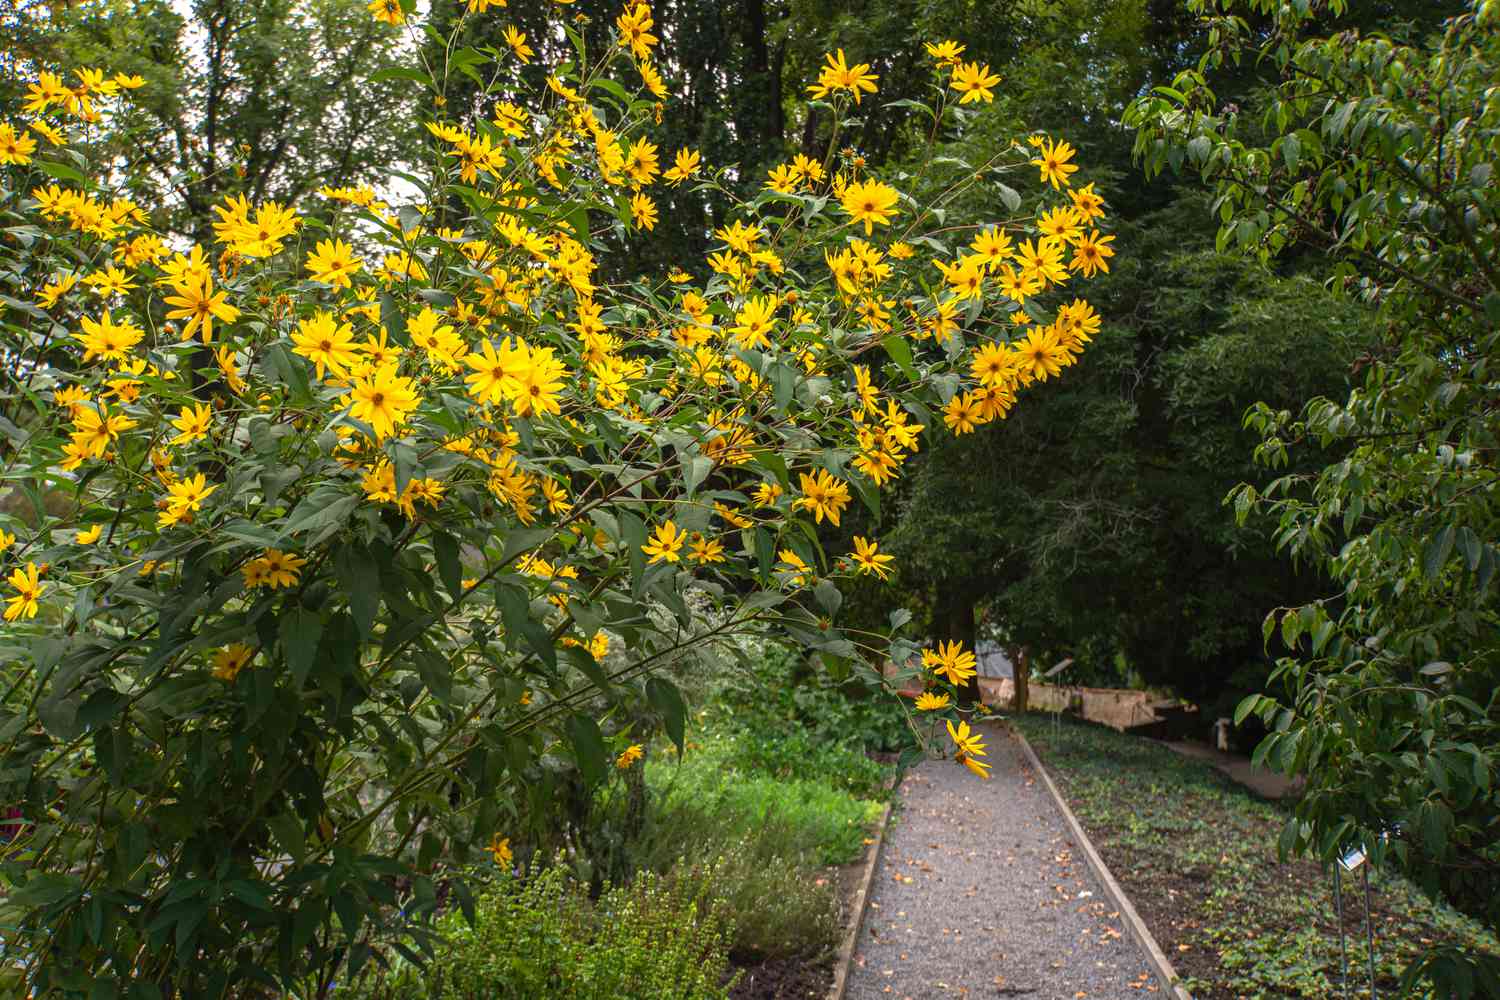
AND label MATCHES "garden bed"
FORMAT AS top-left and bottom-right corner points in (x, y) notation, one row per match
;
(1013, 715), (1498, 999)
